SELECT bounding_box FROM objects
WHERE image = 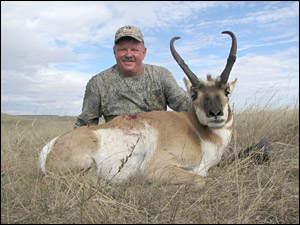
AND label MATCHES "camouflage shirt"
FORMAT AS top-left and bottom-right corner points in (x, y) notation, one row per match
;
(74, 64), (191, 127)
